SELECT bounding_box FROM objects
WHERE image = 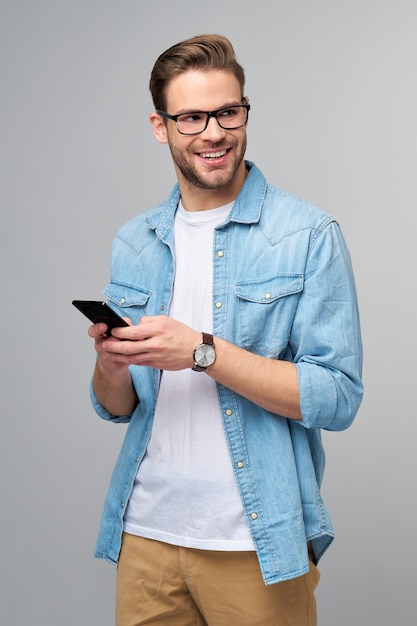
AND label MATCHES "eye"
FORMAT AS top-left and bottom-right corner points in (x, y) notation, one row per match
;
(218, 107), (238, 119)
(178, 112), (206, 124)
